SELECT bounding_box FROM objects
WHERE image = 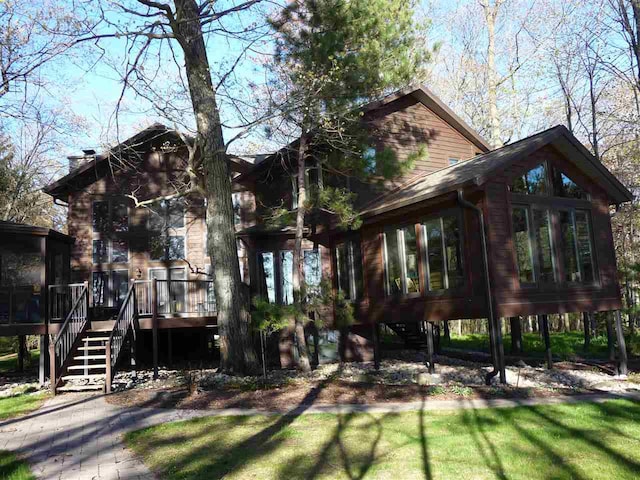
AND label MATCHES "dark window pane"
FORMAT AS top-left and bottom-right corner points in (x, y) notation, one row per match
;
(232, 194), (241, 226)
(304, 250), (321, 290)
(168, 200), (185, 229)
(532, 209), (554, 283)
(112, 201), (129, 232)
(112, 239), (128, 263)
(92, 201), (109, 232)
(148, 203), (165, 231)
(575, 211), (595, 282)
(402, 226), (420, 293)
(112, 271), (129, 308)
(425, 219), (445, 290)
(443, 216), (464, 288)
(559, 211), (580, 282)
(512, 164), (547, 195)
(259, 252), (276, 303)
(167, 236), (185, 260)
(351, 241), (363, 299)
(280, 251), (293, 305)
(336, 243), (351, 298)
(512, 207), (534, 283)
(551, 167), (588, 199)
(384, 231), (402, 295)
(92, 271), (109, 306)
(92, 240), (108, 264)
(149, 236), (165, 261)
